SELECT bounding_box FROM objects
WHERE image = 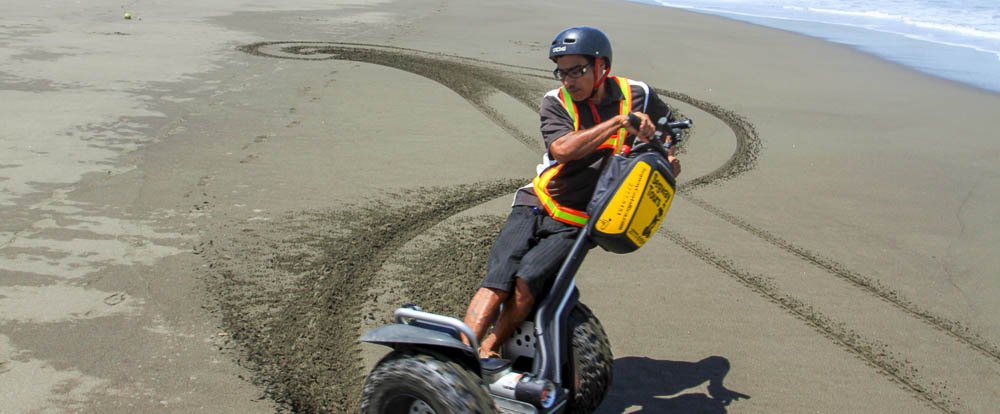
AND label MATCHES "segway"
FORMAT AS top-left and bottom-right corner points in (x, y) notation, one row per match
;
(360, 116), (691, 414)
